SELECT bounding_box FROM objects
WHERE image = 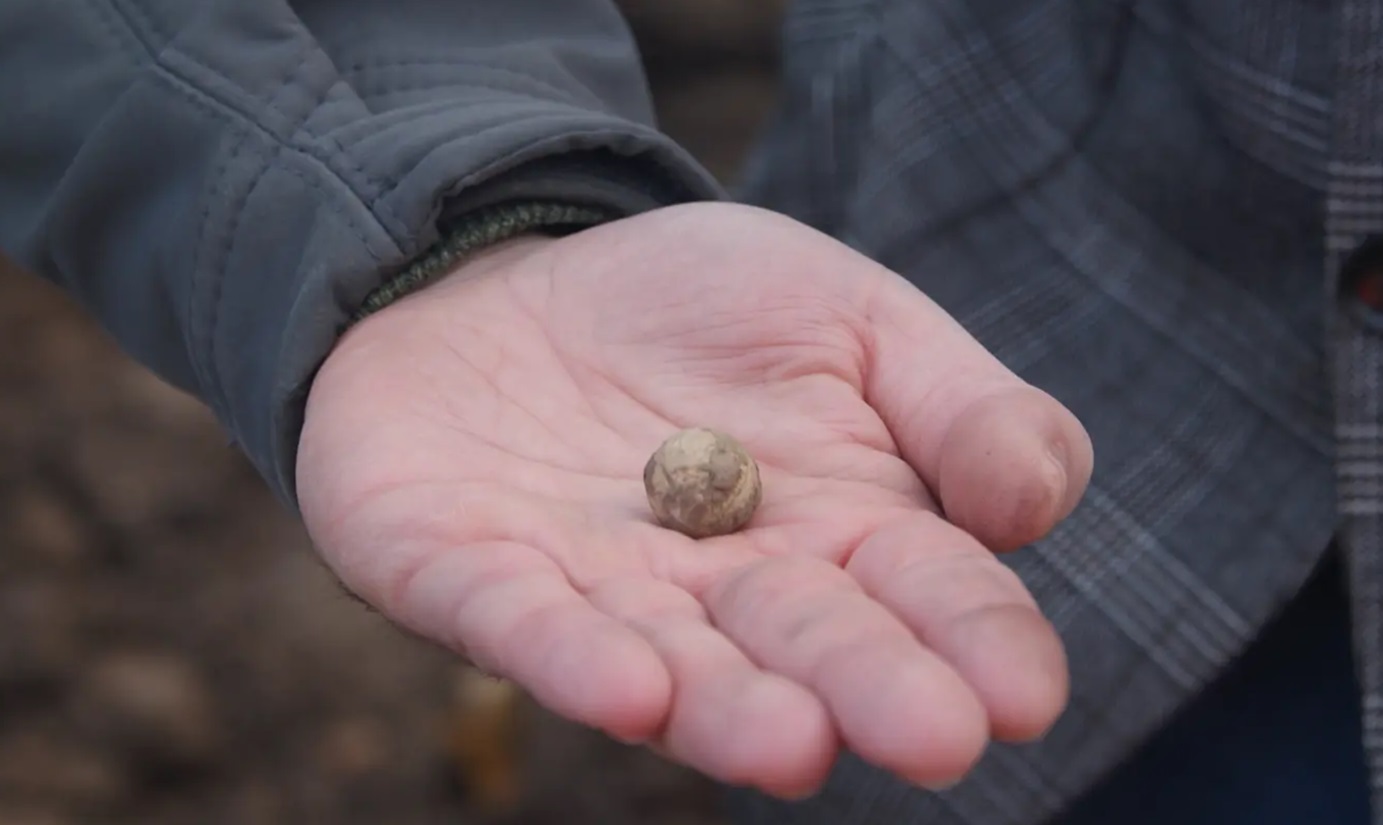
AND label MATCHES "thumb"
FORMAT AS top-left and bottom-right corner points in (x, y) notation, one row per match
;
(861, 271), (1093, 552)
